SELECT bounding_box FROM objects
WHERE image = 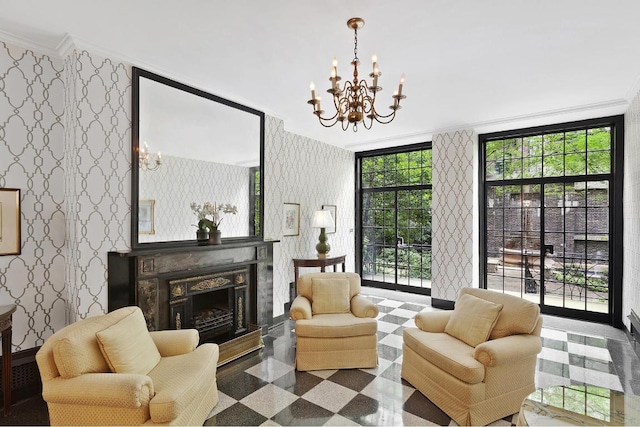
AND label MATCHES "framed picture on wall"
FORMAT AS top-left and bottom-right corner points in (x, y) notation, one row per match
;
(283, 202), (300, 236)
(322, 204), (337, 234)
(0, 188), (21, 256)
(139, 199), (155, 234)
